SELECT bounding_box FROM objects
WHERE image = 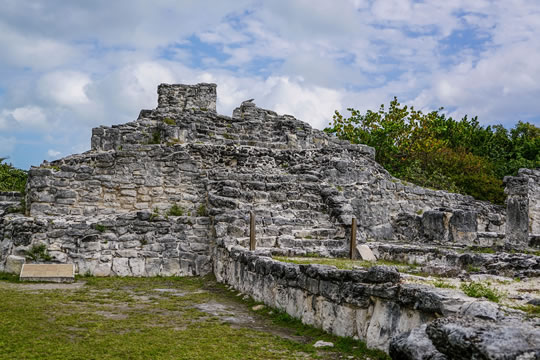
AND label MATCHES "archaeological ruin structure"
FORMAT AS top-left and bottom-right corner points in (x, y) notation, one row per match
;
(1, 84), (539, 358)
